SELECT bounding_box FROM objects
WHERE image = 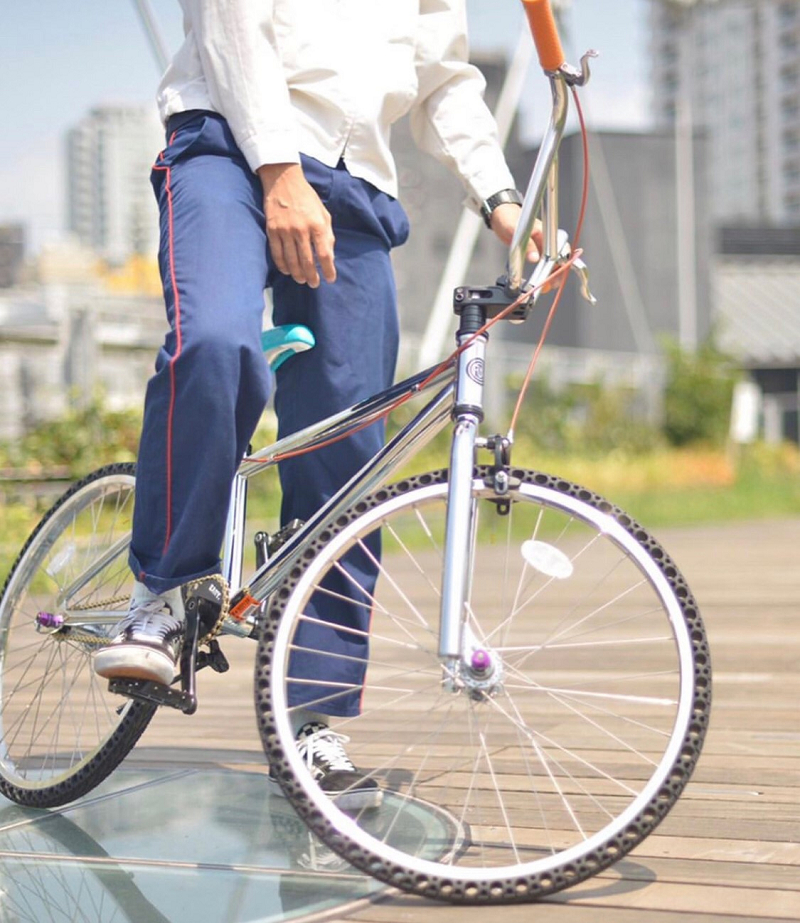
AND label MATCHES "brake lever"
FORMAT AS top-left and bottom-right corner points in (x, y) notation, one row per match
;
(554, 229), (597, 306)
